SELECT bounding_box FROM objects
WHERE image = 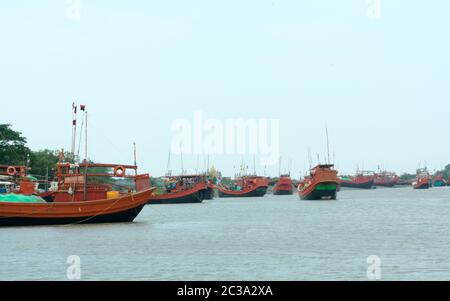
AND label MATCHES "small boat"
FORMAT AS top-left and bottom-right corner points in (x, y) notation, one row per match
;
(297, 165), (339, 200)
(432, 174), (447, 187)
(413, 169), (431, 190)
(0, 162), (155, 227)
(217, 176), (269, 198)
(272, 175), (294, 195)
(148, 175), (208, 204)
(373, 171), (398, 187)
(339, 172), (374, 189)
